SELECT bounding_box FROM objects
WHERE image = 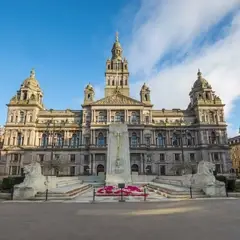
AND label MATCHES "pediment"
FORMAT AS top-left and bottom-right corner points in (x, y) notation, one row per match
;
(90, 93), (144, 106)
